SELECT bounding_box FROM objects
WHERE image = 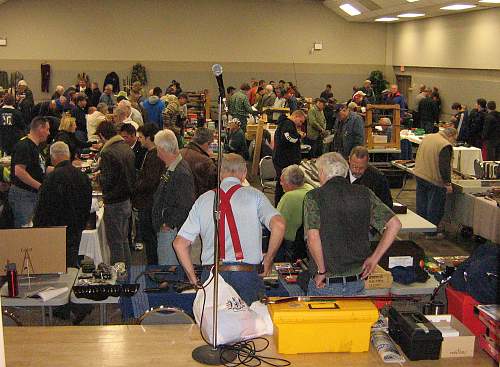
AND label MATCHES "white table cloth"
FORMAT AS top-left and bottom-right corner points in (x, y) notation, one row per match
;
(452, 146), (482, 176)
(79, 207), (110, 266)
